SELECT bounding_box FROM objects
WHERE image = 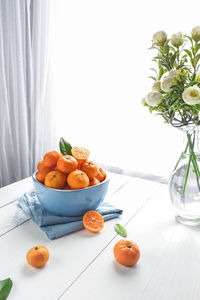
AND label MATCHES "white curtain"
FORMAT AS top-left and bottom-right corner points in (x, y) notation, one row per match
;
(0, 0), (56, 187)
